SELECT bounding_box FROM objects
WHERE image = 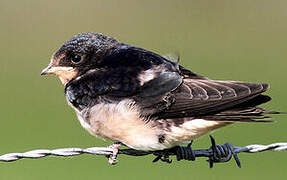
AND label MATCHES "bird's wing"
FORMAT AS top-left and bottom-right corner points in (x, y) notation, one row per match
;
(151, 79), (270, 120)
(65, 45), (185, 109)
(65, 44), (271, 121)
